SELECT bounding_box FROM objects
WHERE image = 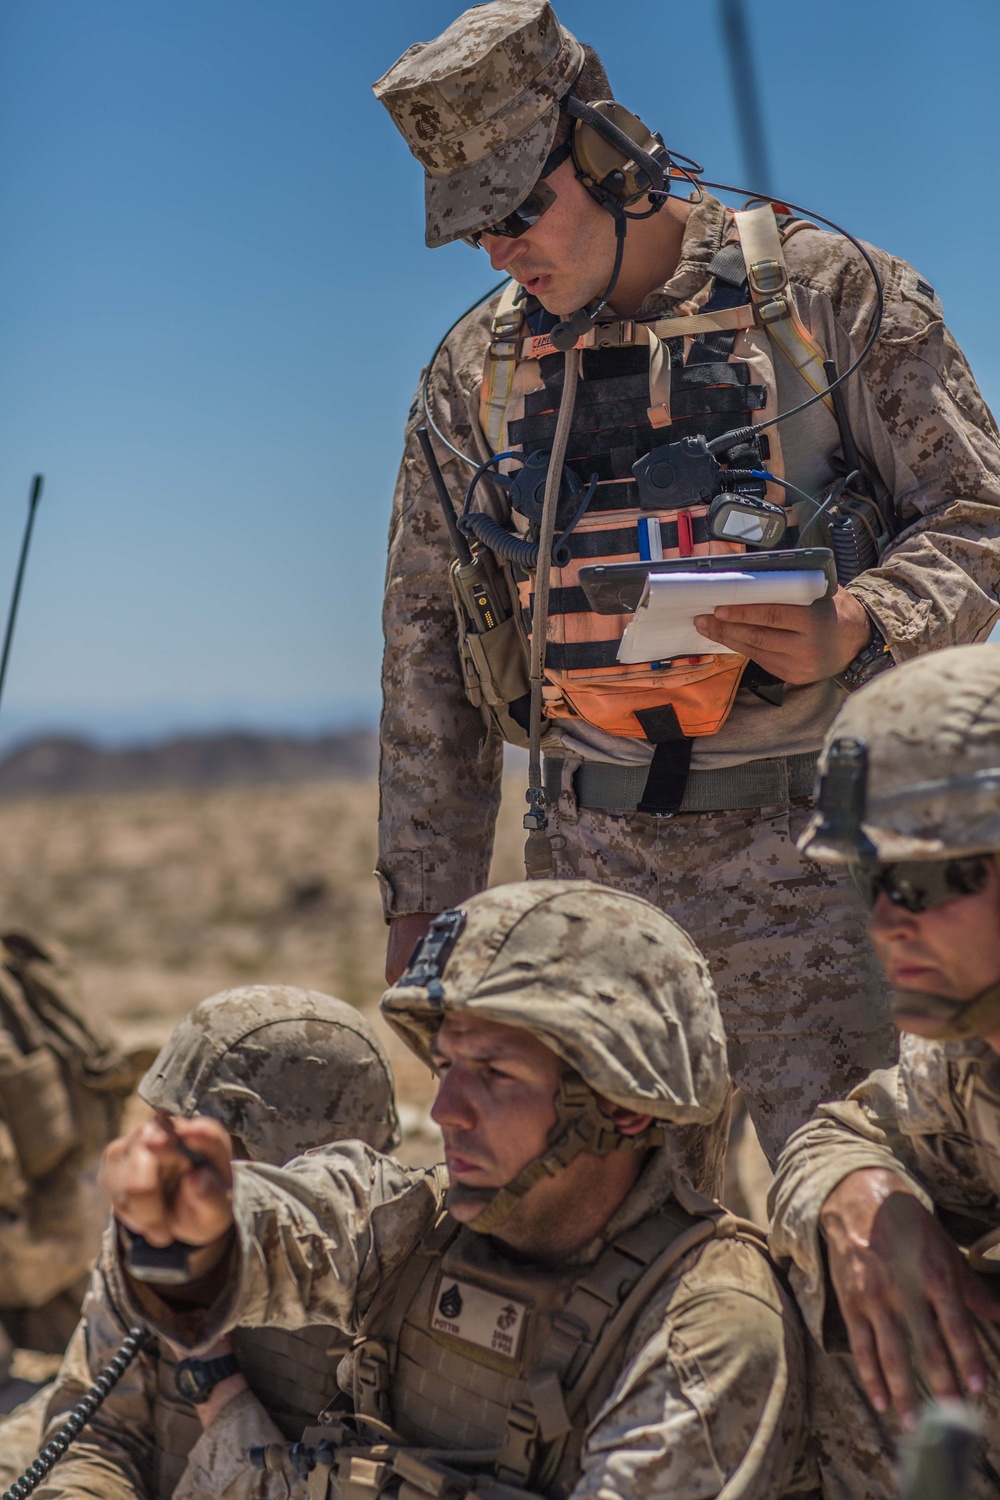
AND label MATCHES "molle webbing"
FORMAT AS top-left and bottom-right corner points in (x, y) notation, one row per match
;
(353, 1203), (760, 1496)
(152, 1324), (349, 1499)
